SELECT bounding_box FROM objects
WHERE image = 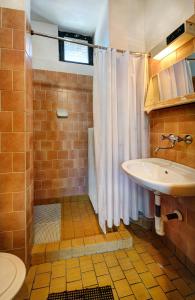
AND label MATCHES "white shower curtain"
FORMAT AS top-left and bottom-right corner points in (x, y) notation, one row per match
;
(93, 48), (151, 233)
